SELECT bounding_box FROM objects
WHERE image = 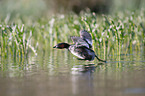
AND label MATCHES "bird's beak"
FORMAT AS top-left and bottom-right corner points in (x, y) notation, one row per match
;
(53, 46), (56, 48)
